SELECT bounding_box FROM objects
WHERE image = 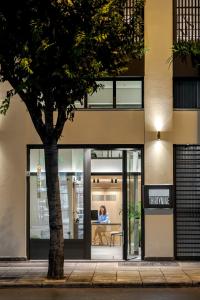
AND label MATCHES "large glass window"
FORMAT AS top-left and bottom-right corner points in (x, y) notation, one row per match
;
(116, 80), (142, 108)
(174, 78), (200, 108)
(87, 81), (113, 108)
(91, 150), (123, 159)
(85, 78), (143, 109)
(30, 148), (84, 240)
